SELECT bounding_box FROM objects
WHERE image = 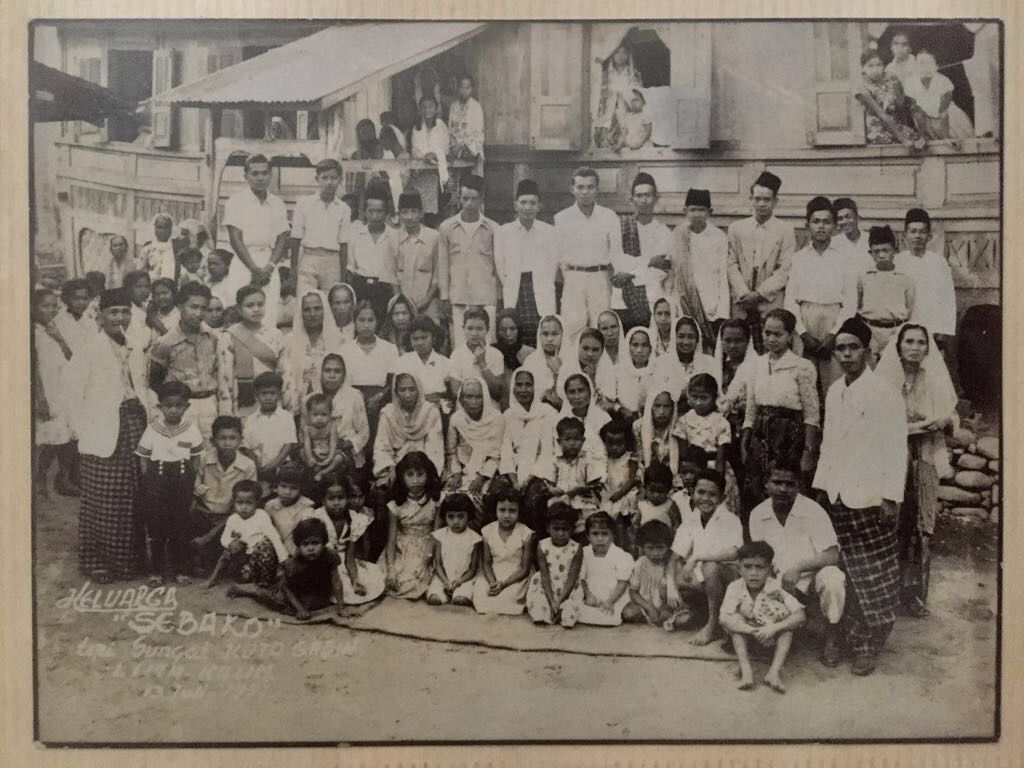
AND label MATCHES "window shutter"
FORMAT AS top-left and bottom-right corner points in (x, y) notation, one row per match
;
(807, 22), (867, 146)
(529, 23), (584, 150)
(669, 23), (712, 149)
(151, 49), (181, 149)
